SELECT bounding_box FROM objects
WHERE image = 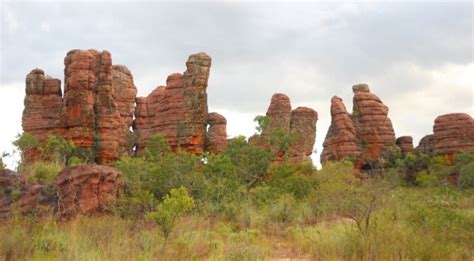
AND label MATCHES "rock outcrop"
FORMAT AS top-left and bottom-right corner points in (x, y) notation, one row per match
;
(56, 165), (124, 219)
(320, 96), (361, 162)
(351, 84), (396, 160)
(321, 84), (396, 166)
(251, 93), (318, 162)
(0, 169), (22, 218)
(415, 113), (474, 155)
(135, 53), (212, 154)
(206, 112), (228, 154)
(396, 136), (414, 156)
(21, 50), (138, 163)
(262, 93), (292, 137)
(289, 107), (318, 161)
